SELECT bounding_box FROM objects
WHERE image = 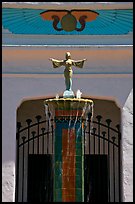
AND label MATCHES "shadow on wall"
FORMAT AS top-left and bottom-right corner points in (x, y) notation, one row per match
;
(17, 95), (121, 130)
